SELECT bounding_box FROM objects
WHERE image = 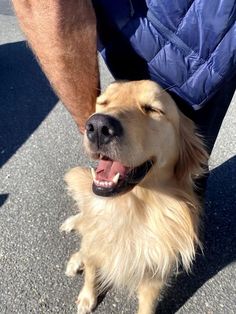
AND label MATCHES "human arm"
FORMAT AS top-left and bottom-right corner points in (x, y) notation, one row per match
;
(12, 0), (99, 132)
